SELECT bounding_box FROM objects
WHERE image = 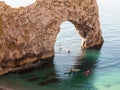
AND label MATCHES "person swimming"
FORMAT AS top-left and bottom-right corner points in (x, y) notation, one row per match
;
(84, 70), (90, 76)
(57, 44), (62, 50)
(68, 50), (70, 54)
